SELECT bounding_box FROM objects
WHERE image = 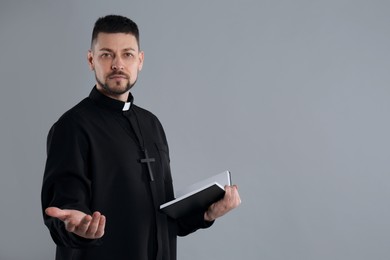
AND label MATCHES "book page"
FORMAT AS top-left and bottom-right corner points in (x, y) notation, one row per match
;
(175, 170), (231, 198)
